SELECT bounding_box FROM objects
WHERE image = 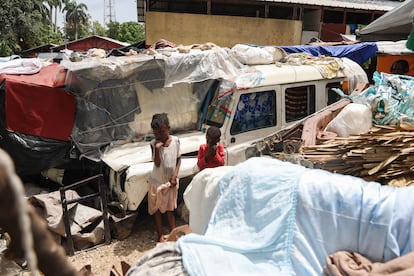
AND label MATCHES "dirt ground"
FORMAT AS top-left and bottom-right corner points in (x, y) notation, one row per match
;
(67, 212), (186, 275)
